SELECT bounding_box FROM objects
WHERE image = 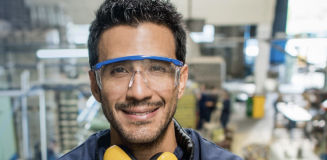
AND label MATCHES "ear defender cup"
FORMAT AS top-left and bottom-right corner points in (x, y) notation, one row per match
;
(150, 152), (178, 160)
(104, 145), (177, 160)
(103, 145), (136, 160)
